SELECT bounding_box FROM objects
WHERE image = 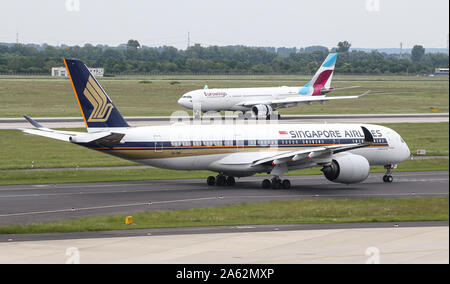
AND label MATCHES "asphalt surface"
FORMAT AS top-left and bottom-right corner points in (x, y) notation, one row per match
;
(0, 171), (447, 226)
(1, 113), (448, 129)
(1, 221), (448, 243)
